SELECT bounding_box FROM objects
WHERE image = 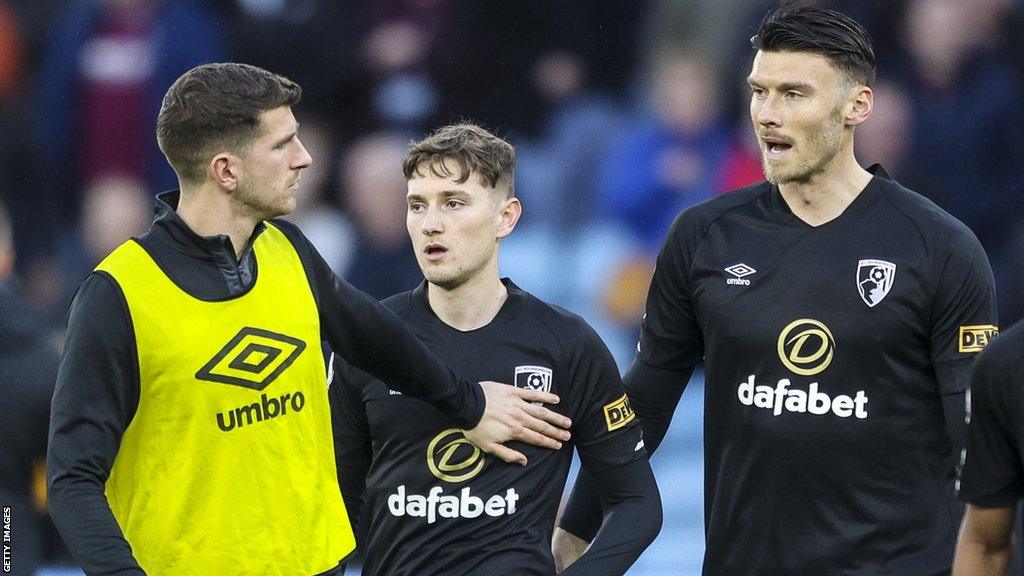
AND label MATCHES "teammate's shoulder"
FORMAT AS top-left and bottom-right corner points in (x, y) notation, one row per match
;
(974, 322), (1024, 376)
(668, 181), (770, 238)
